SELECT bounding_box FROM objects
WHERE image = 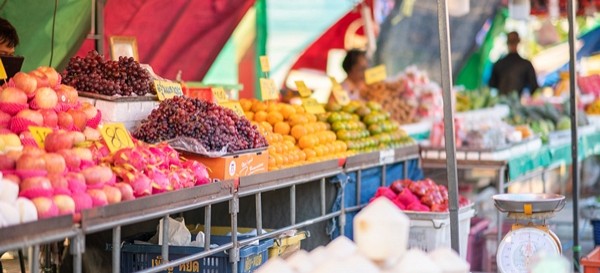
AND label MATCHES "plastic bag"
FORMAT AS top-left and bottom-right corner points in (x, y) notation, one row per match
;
(156, 216), (191, 246)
